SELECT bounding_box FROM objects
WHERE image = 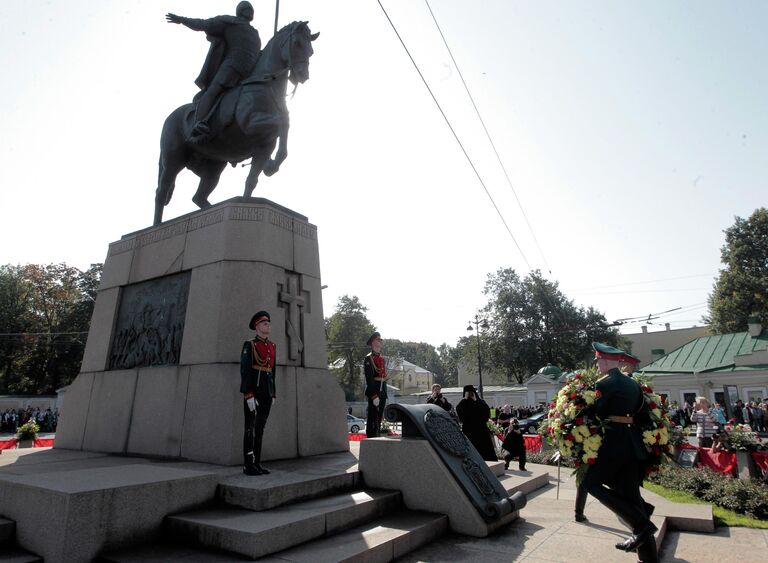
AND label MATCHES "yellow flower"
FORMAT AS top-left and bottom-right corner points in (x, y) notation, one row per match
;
(583, 390), (596, 405)
(642, 430), (656, 445)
